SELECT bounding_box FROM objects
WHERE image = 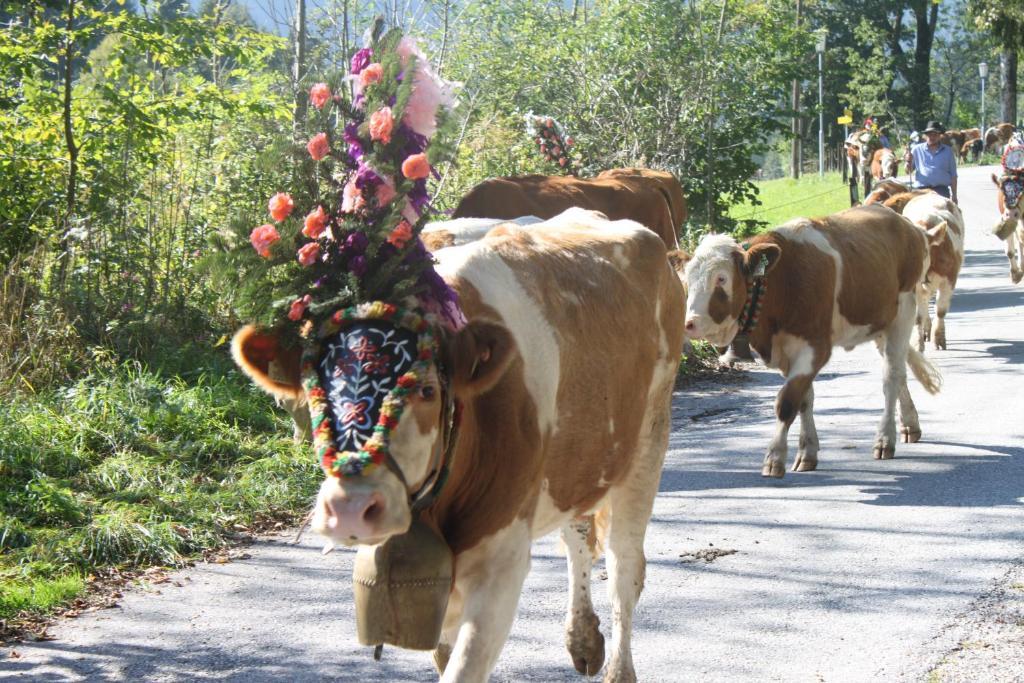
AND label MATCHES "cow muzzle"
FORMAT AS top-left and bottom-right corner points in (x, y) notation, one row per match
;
(312, 477), (411, 546)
